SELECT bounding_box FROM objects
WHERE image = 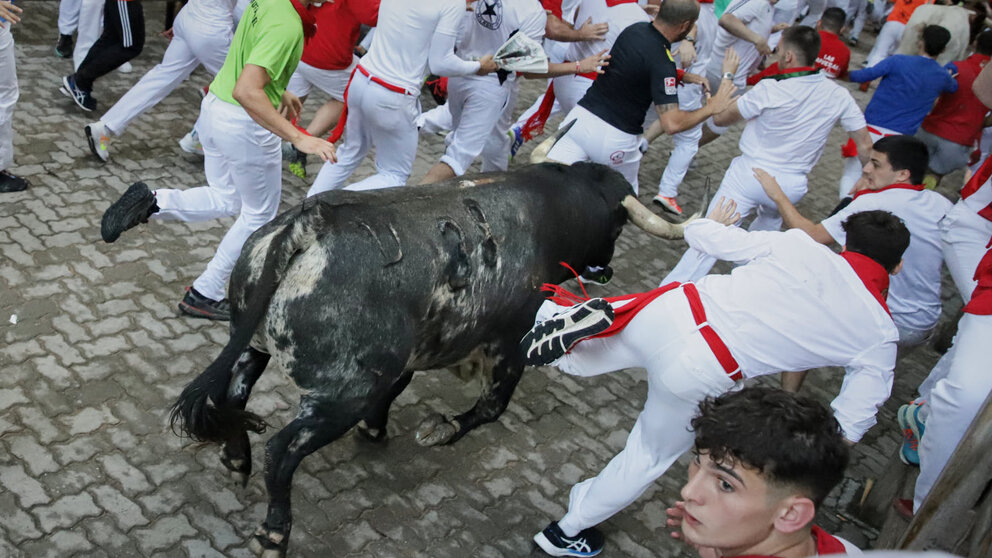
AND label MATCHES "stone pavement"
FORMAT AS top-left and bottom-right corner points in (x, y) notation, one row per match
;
(0, 3), (965, 556)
